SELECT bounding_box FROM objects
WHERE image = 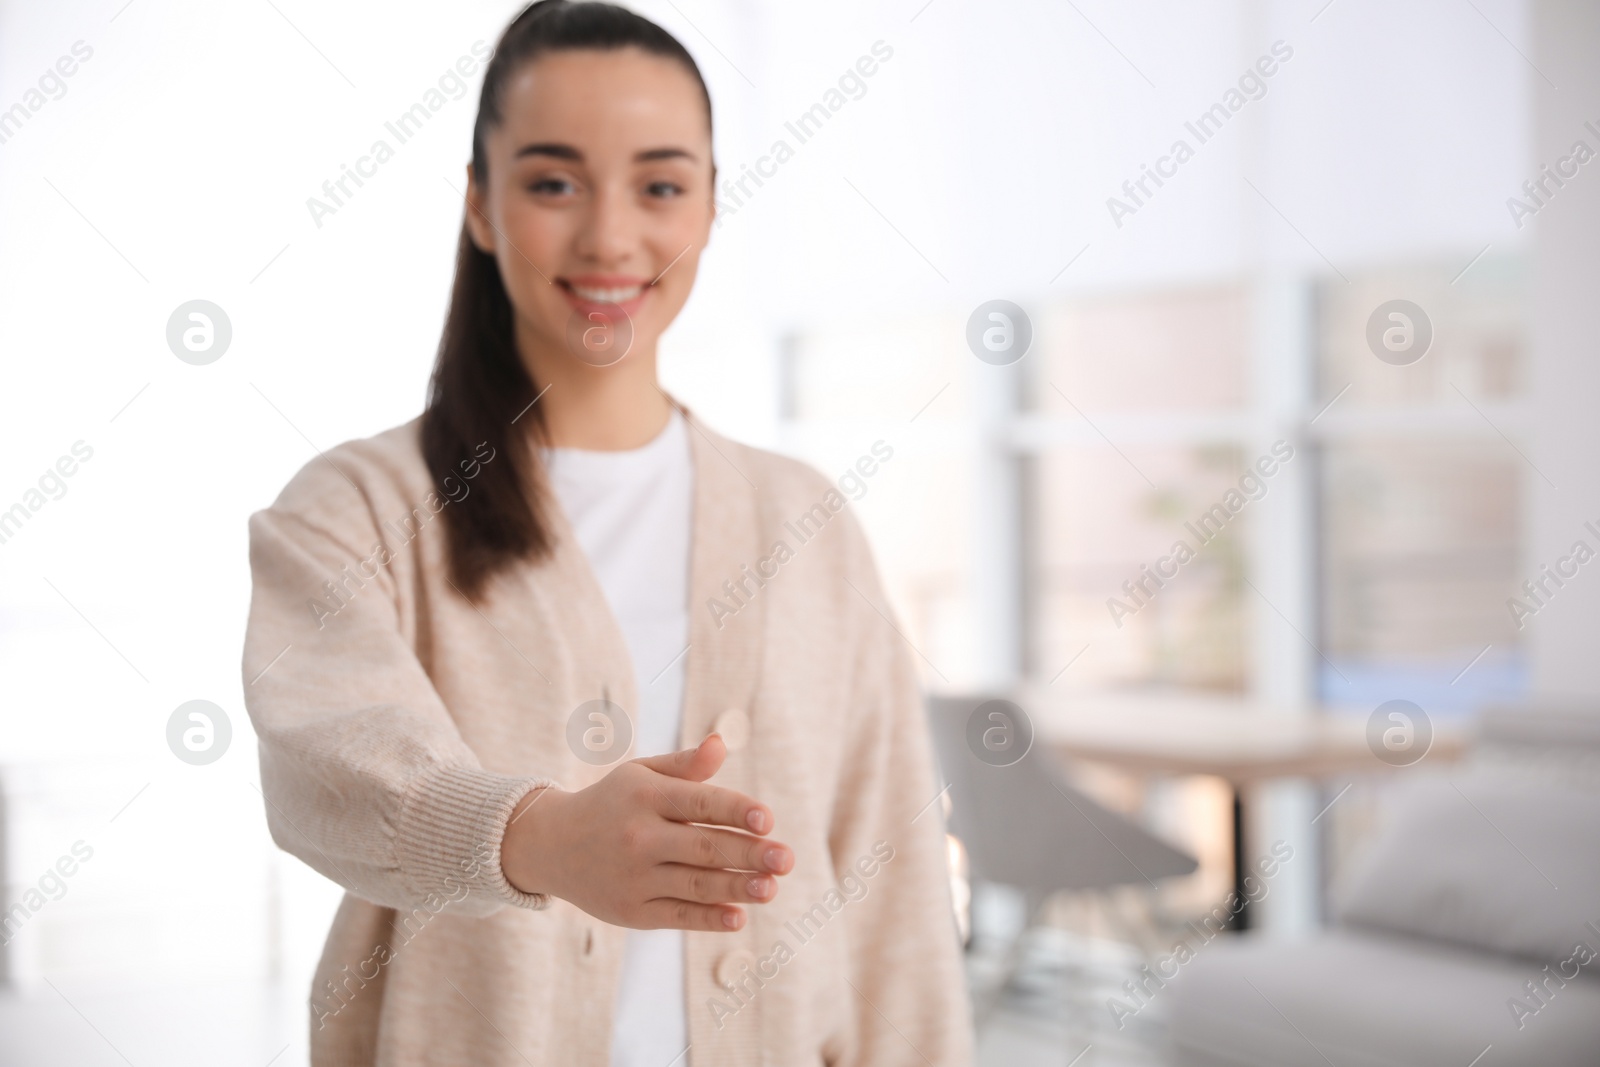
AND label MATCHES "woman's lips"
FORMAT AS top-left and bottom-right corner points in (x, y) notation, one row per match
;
(558, 278), (650, 320)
